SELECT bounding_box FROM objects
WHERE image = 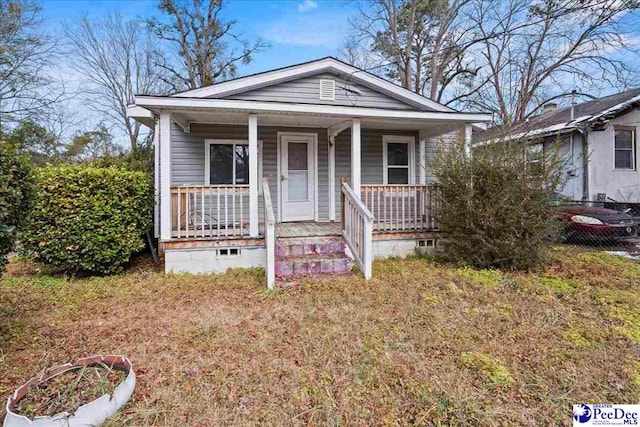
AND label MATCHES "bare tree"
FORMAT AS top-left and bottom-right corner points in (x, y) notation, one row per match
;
(466, 0), (640, 124)
(0, 0), (63, 127)
(147, 0), (268, 91)
(65, 12), (167, 153)
(345, 0), (482, 104)
(339, 34), (379, 71)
